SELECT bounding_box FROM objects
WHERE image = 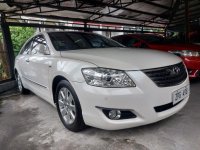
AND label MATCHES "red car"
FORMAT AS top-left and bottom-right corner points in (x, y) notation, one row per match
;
(112, 34), (200, 78)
